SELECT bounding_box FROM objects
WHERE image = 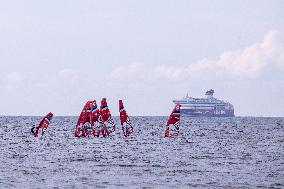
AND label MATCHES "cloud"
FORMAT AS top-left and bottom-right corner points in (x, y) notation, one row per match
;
(110, 63), (146, 80)
(0, 71), (23, 90)
(151, 65), (185, 80)
(156, 30), (284, 80)
(58, 69), (80, 82)
(112, 30), (284, 81)
(5, 72), (23, 83)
